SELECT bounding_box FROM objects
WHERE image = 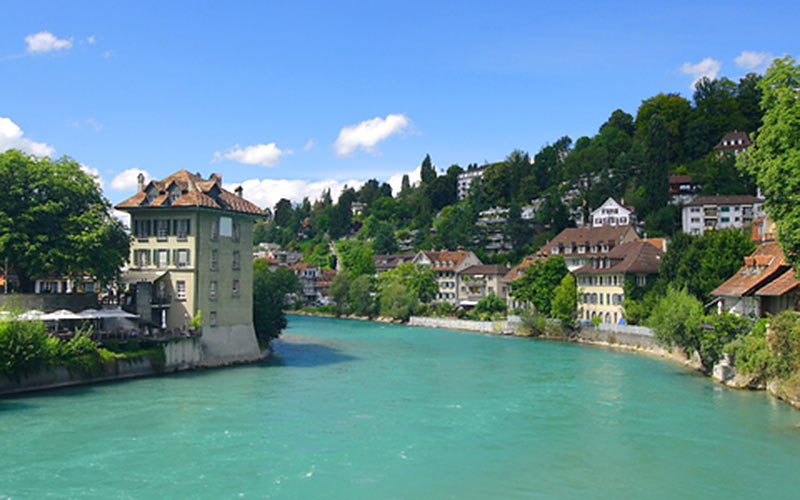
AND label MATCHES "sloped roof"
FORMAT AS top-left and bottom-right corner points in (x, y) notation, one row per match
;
(459, 265), (509, 276)
(502, 255), (547, 283)
(669, 175), (694, 184)
(711, 241), (787, 297)
(543, 225), (638, 254)
(686, 194), (763, 207)
(713, 131), (752, 150)
(756, 268), (800, 296)
(573, 240), (664, 275)
(115, 170), (263, 215)
(418, 250), (474, 270)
